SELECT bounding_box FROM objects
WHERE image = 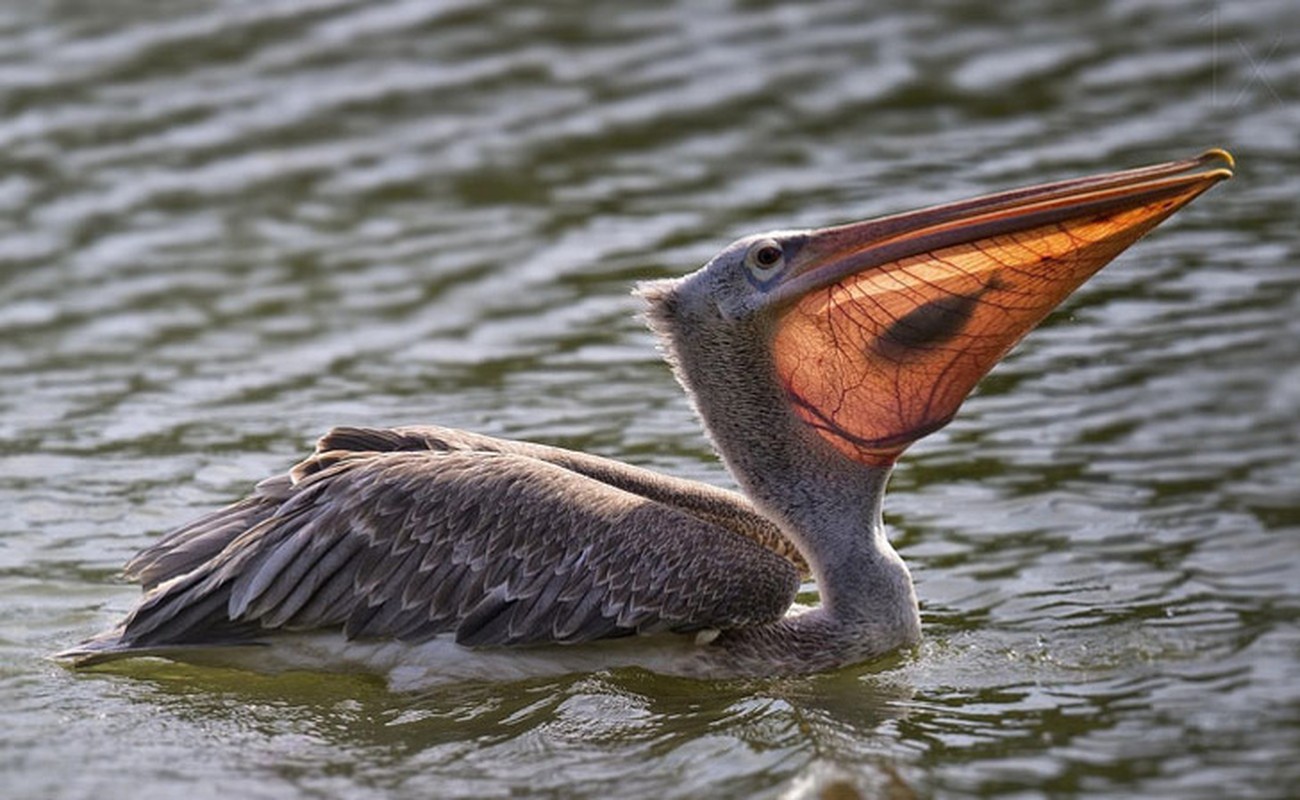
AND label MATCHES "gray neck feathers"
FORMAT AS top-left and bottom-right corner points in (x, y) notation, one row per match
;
(641, 279), (916, 628)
